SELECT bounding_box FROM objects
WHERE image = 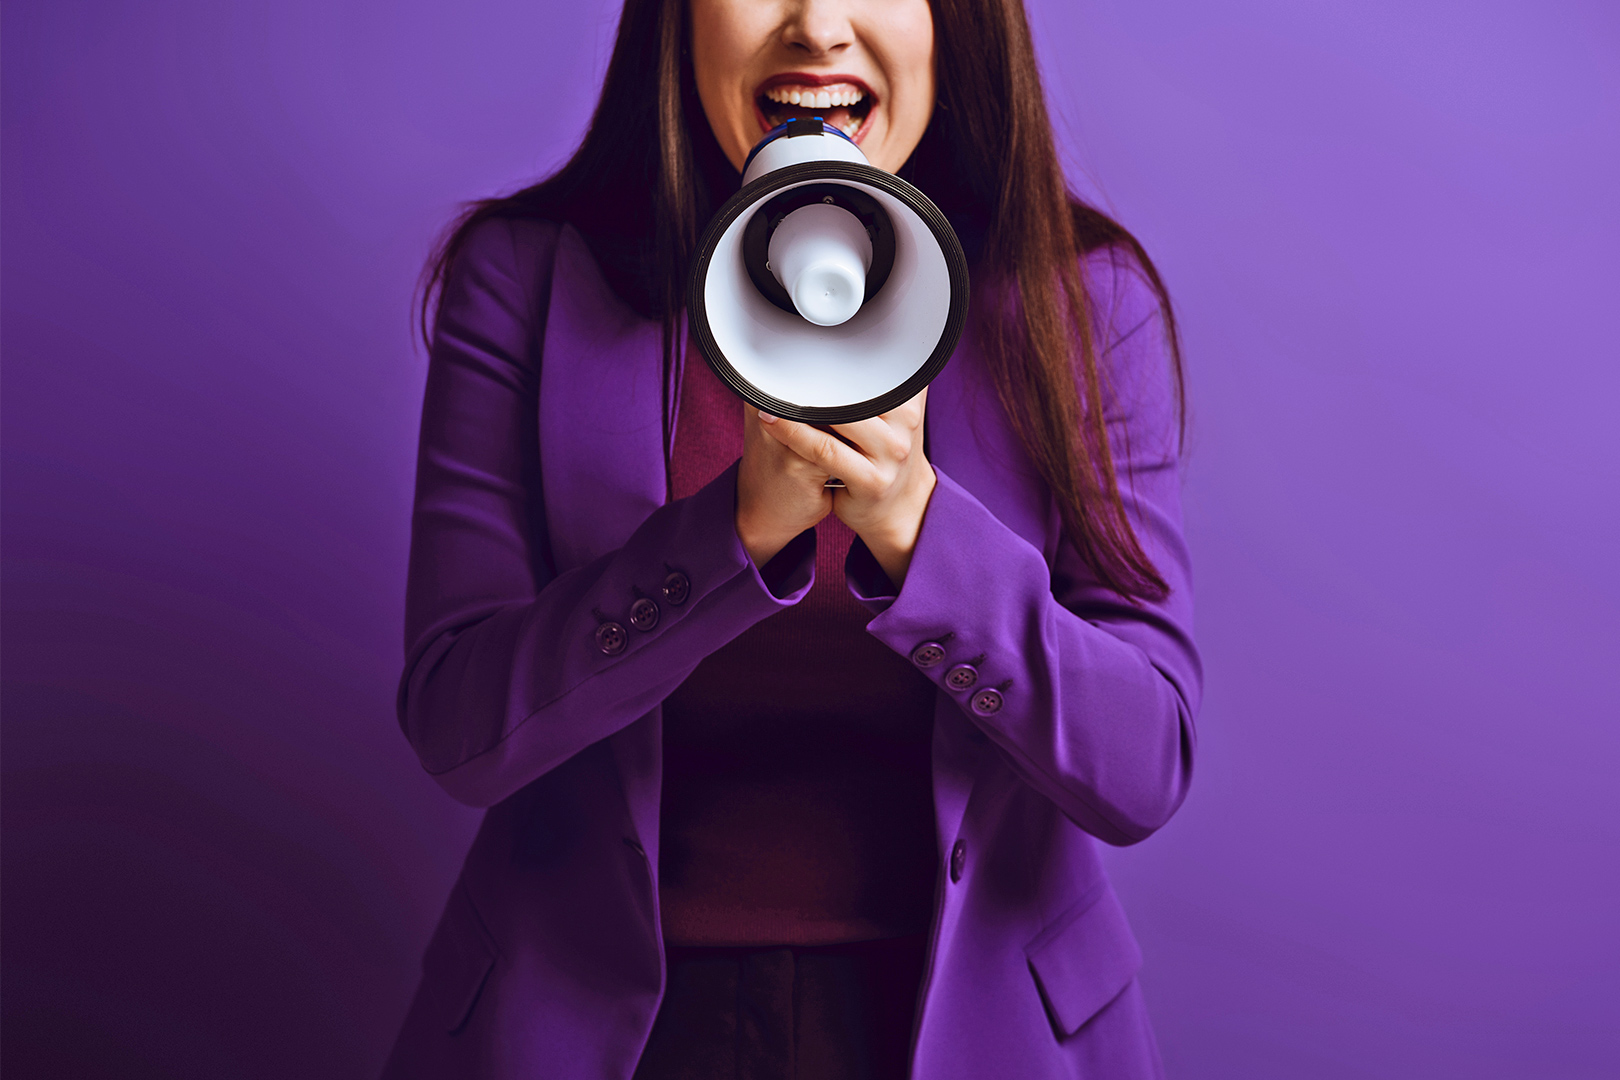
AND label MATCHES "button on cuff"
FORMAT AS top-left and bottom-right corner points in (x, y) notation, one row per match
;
(910, 641), (947, 668)
(970, 688), (1004, 716)
(628, 597), (660, 632)
(944, 664), (979, 692)
(594, 621), (628, 655)
(661, 571), (691, 607)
